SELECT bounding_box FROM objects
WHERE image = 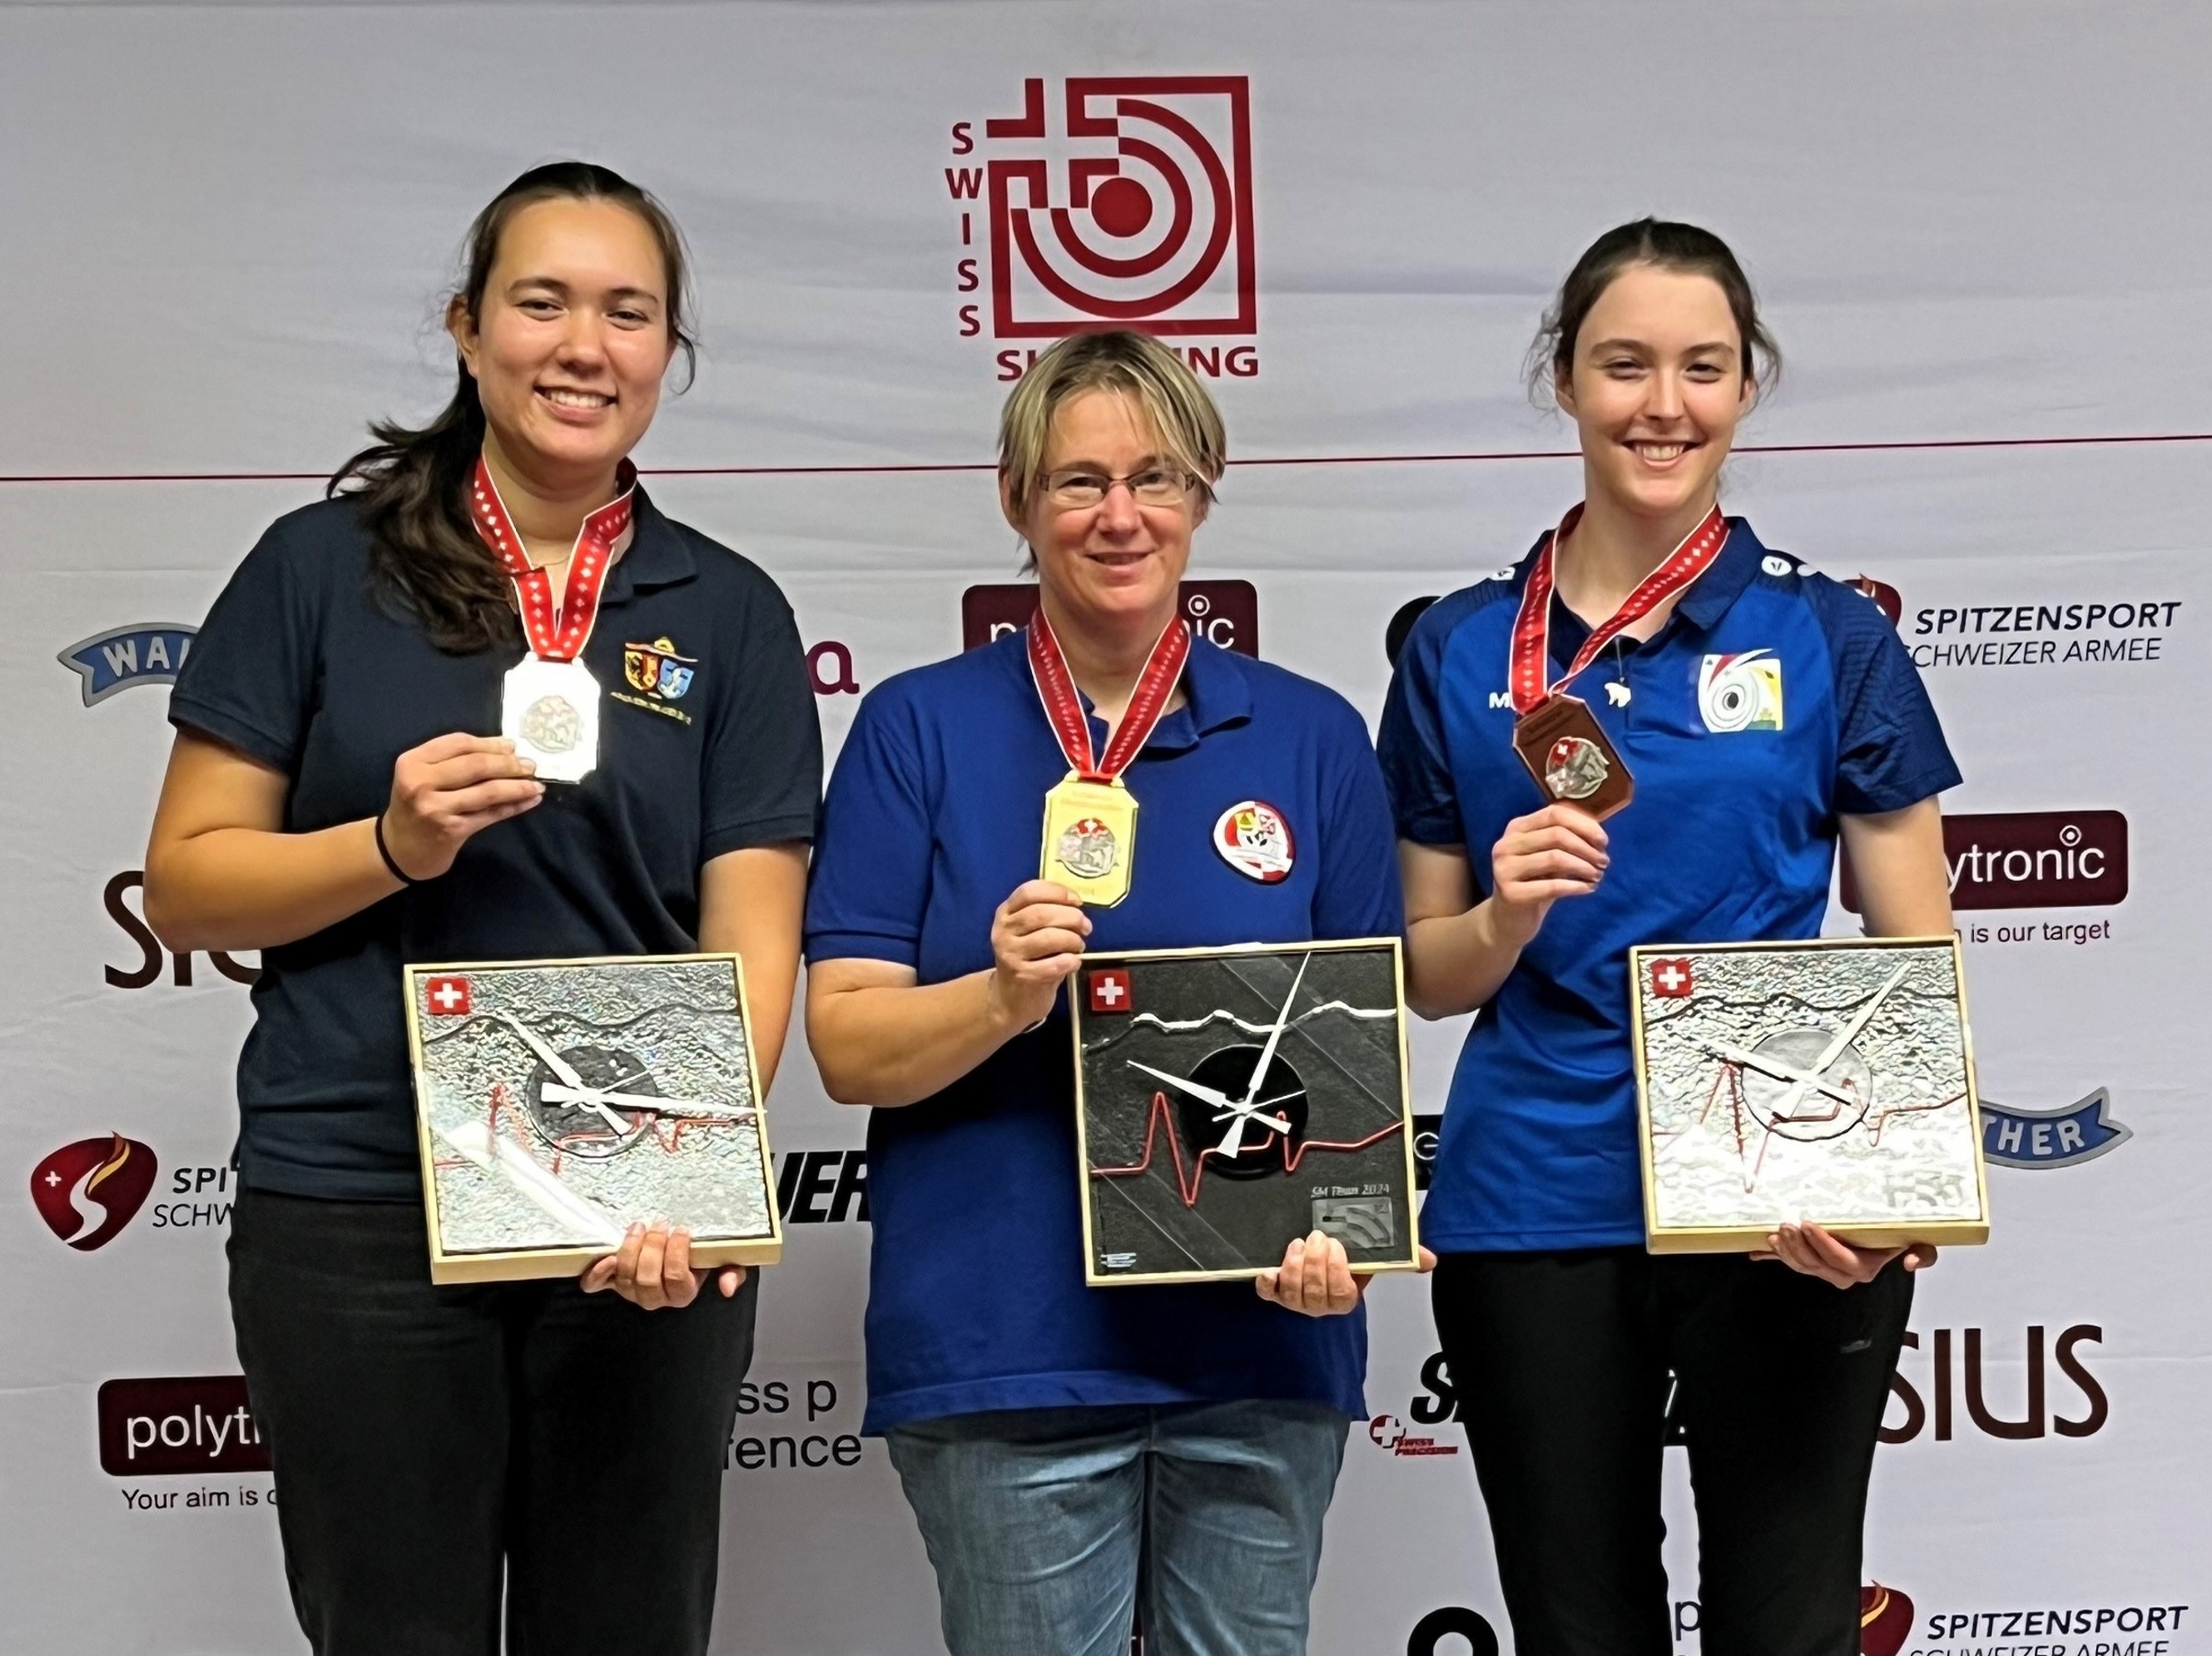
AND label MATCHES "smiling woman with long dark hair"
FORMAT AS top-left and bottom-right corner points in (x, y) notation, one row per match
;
(1380, 219), (1960, 1656)
(141, 162), (820, 1656)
